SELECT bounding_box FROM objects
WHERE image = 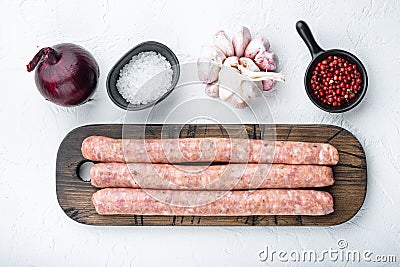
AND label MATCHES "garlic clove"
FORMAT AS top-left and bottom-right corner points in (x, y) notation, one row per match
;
(262, 79), (276, 91)
(254, 50), (277, 71)
(240, 80), (258, 100)
(232, 26), (251, 58)
(205, 82), (219, 98)
(218, 86), (234, 101)
(223, 56), (240, 72)
(244, 35), (270, 59)
(214, 30), (235, 57)
(239, 57), (260, 72)
(229, 93), (247, 109)
(197, 61), (220, 83)
(197, 45), (226, 83)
